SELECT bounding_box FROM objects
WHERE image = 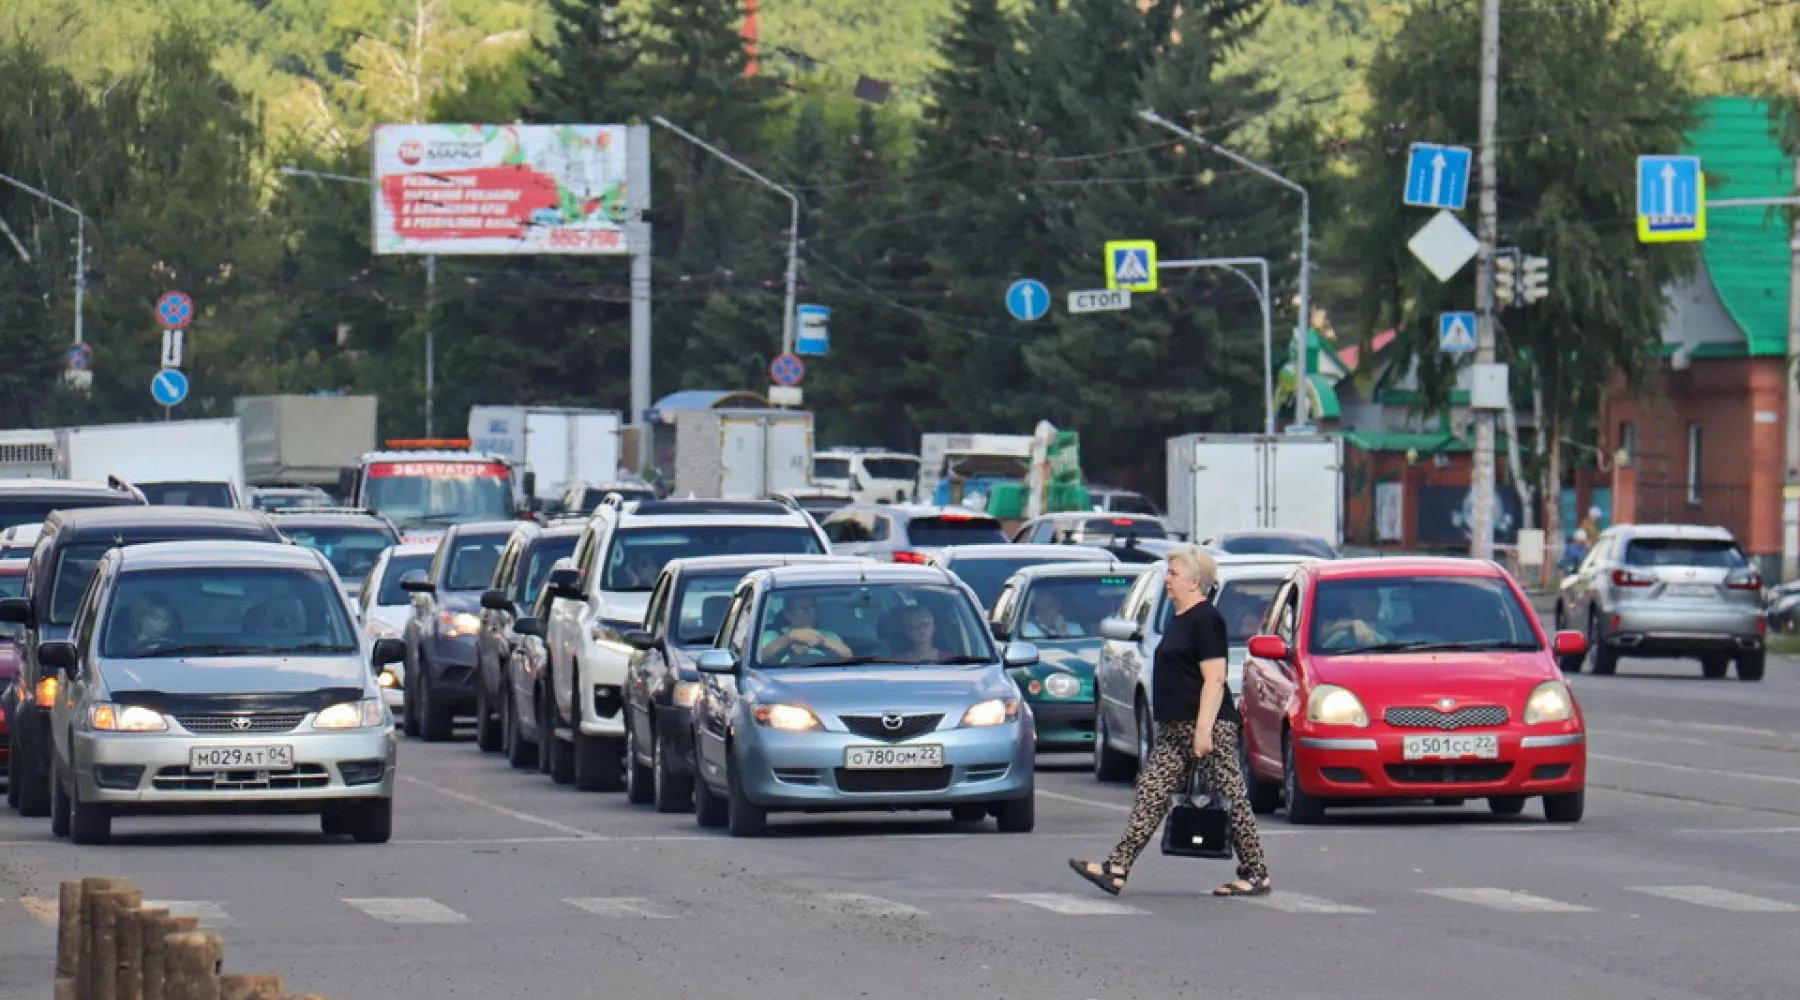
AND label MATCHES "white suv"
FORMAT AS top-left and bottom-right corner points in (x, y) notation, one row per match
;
(542, 498), (831, 790)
